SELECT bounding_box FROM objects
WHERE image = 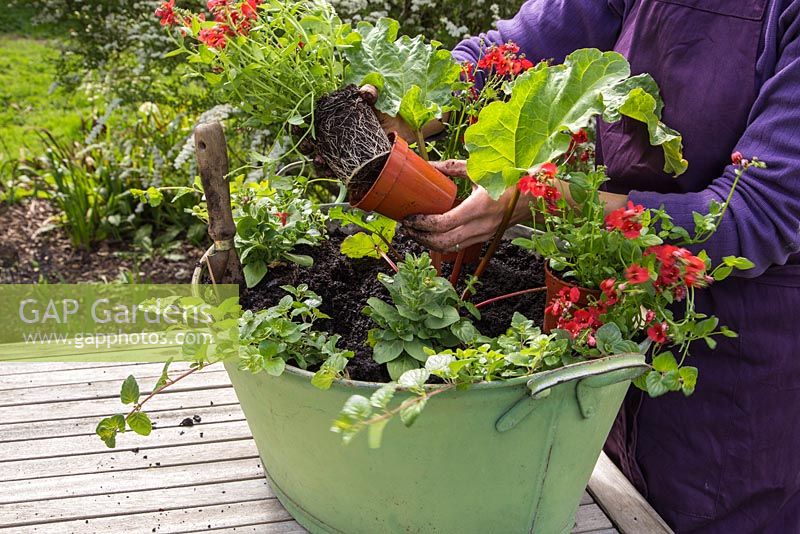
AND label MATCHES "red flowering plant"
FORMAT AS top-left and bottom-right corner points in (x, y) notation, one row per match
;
(512, 154), (763, 396)
(458, 48), (763, 397)
(432, 41), (539, 197)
